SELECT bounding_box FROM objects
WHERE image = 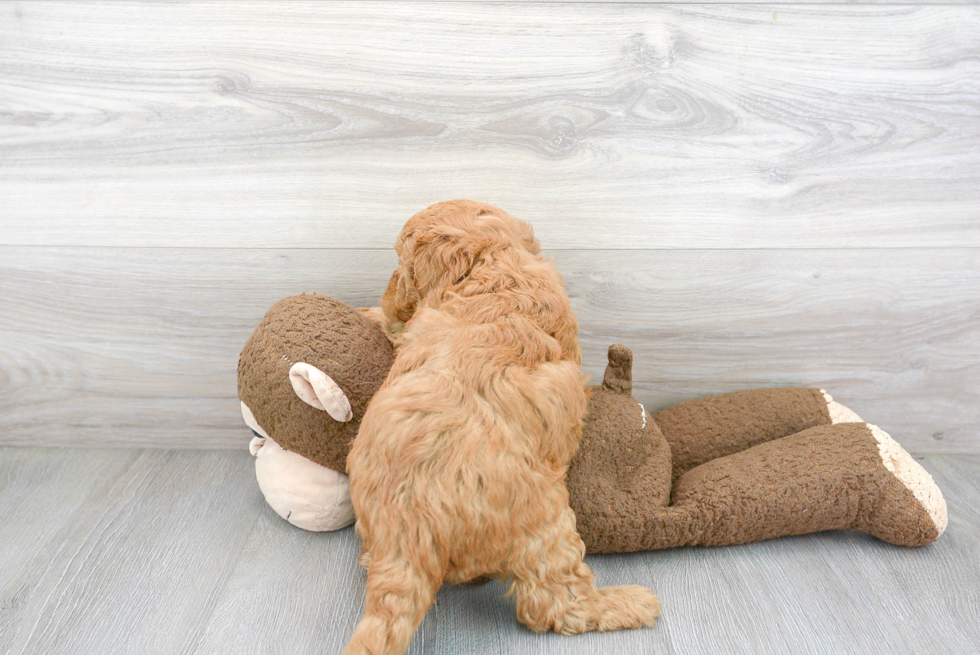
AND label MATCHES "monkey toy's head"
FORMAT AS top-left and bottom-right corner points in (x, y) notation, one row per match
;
(238, 294), (393, 531)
